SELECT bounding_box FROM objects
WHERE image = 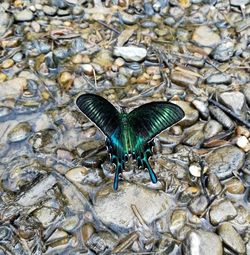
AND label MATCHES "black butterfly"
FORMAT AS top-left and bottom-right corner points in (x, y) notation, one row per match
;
(76, 94), (184, 190)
